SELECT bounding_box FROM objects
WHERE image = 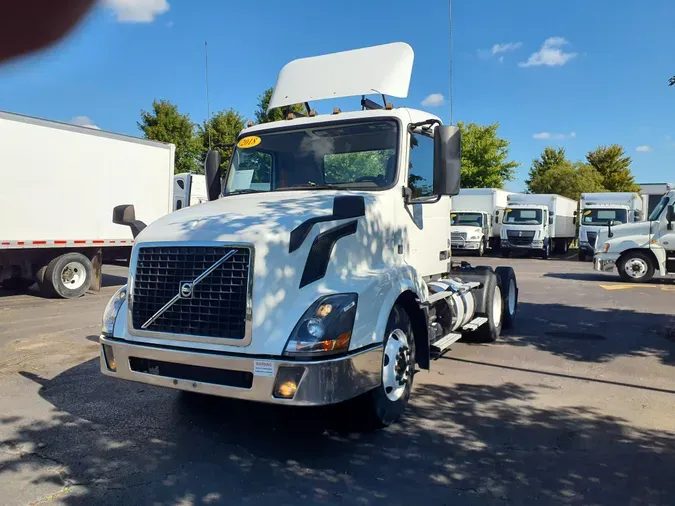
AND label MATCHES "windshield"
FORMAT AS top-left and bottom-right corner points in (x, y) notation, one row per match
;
(224, 121), (398, 194)
(503, 208), (543, 225)
(582, 208), (628, 225)
(451, 212), (483, 227)
(649, 195), (670, 221)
